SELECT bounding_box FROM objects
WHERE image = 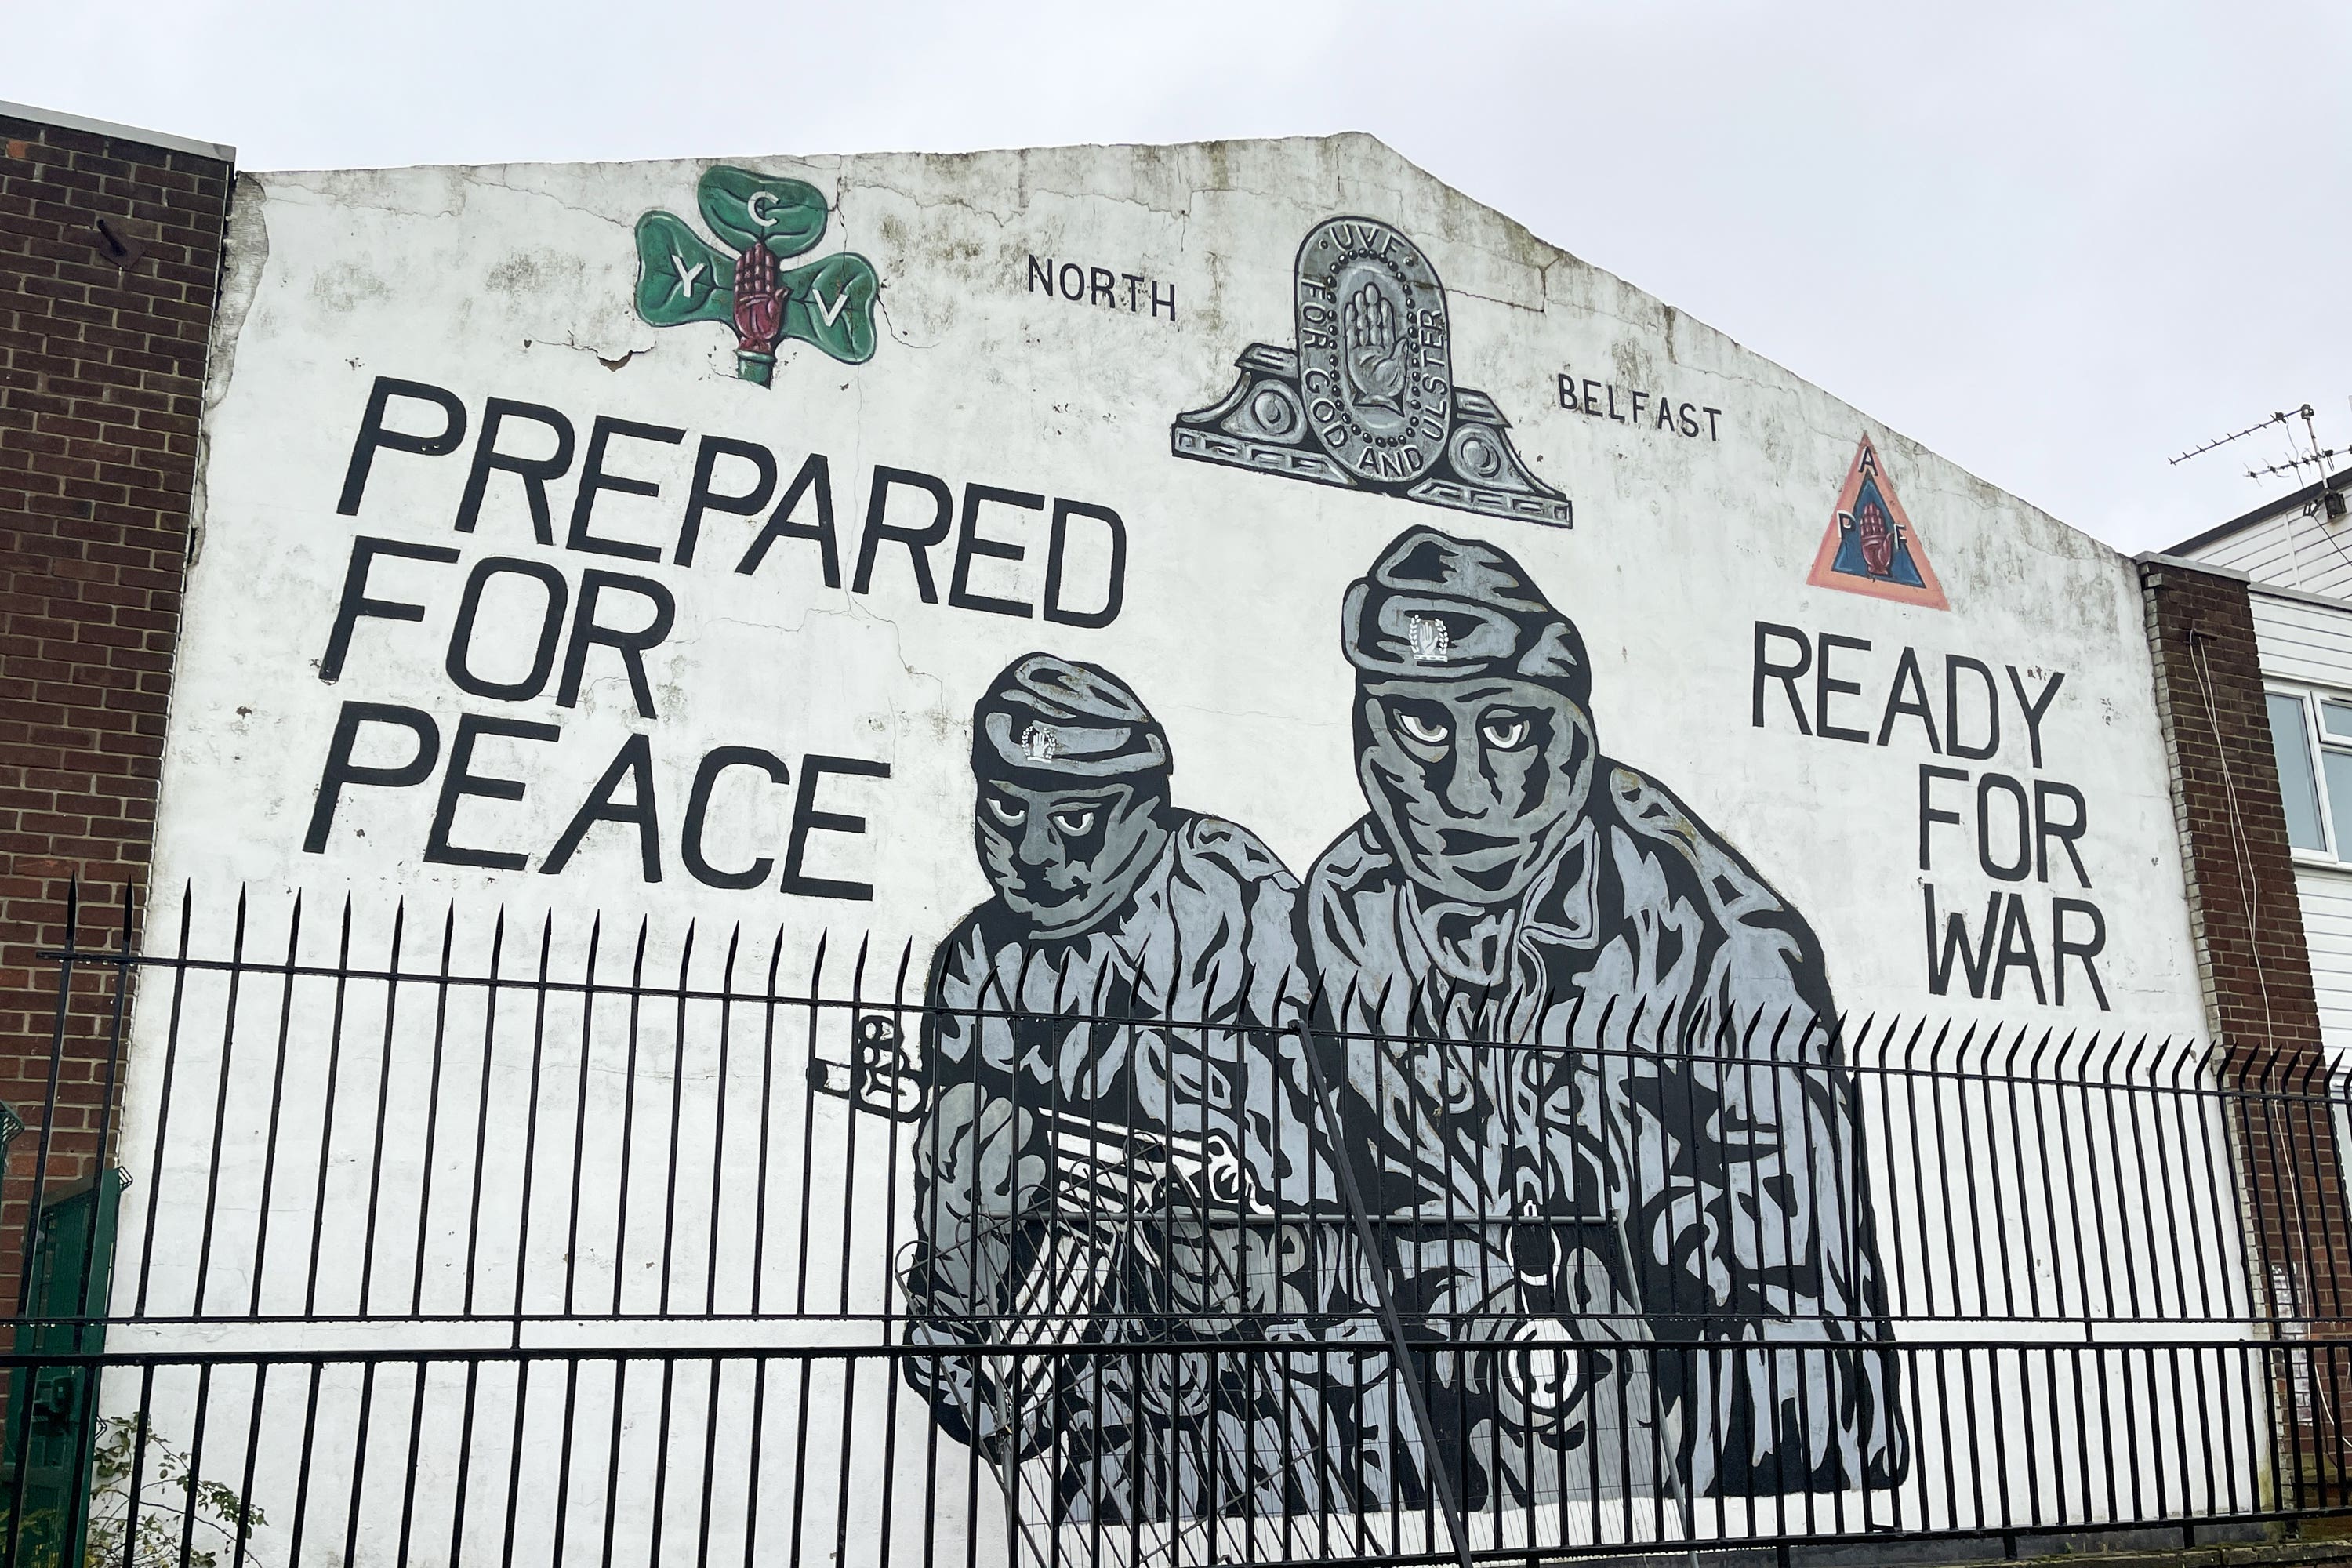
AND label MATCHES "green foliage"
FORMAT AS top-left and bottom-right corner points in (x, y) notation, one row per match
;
(2, 1415), (265, 1568)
